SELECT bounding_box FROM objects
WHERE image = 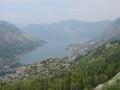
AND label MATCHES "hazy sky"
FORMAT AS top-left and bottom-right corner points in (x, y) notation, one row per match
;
(0, 0), (120, 24)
